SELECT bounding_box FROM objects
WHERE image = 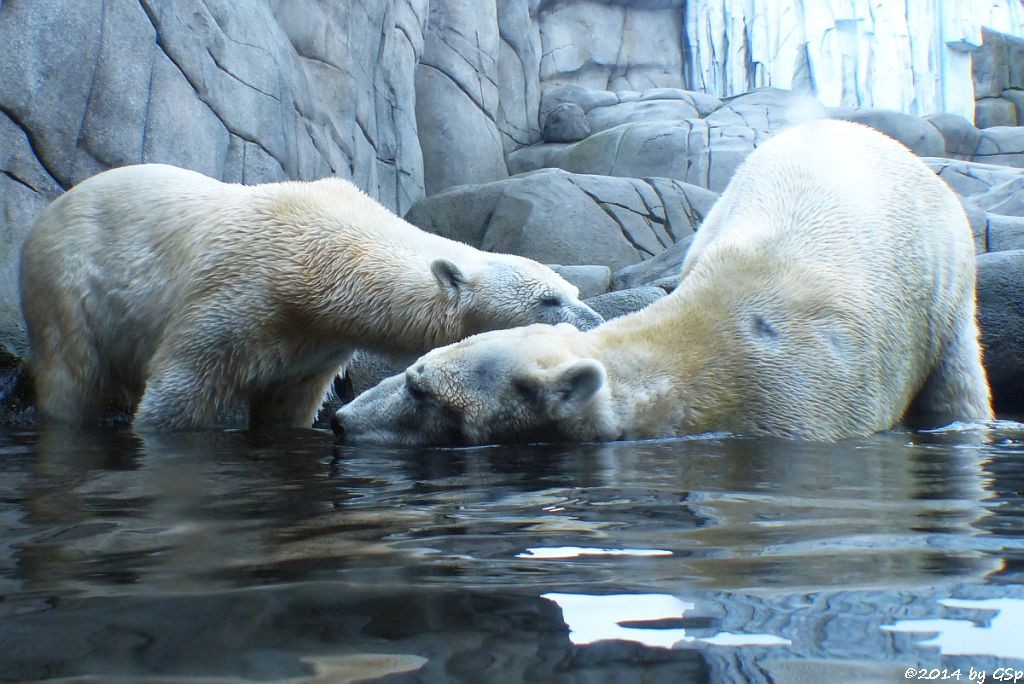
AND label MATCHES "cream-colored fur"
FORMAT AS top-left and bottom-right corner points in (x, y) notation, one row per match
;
(334, 120), (993, 445)
(20, 164), (602, 430)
